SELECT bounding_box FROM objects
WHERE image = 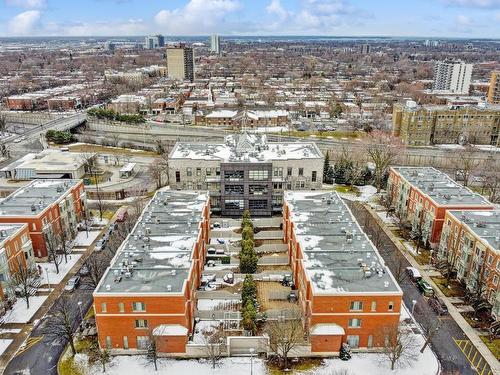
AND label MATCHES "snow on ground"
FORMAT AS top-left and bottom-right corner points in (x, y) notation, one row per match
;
(0, 339), (13, 355)
(334, 184), (378, 203)
(73, 231), (101, 247)
(250, 126), (289, 133)
(86, 356), (267, 375)
(38, 254), (82, 285)
(376, 210), (396, 225)
(2, 296), (47, 323)
(0, 328), (21, 334)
